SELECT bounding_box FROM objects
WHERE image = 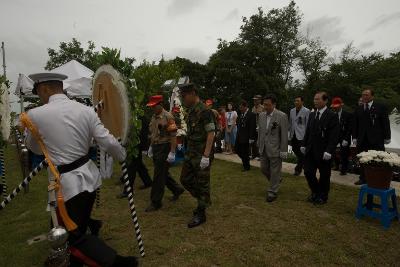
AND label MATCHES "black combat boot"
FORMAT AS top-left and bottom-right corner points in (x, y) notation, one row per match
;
(112, 255), (138, 267)
(188, 208), (206, 228)
(88, 218), (103, 236)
